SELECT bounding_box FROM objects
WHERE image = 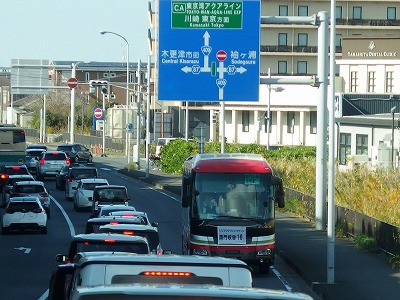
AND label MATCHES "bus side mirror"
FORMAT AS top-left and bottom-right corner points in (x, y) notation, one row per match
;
(181, 178), (192, 208)
(271, 176), (285, 208)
